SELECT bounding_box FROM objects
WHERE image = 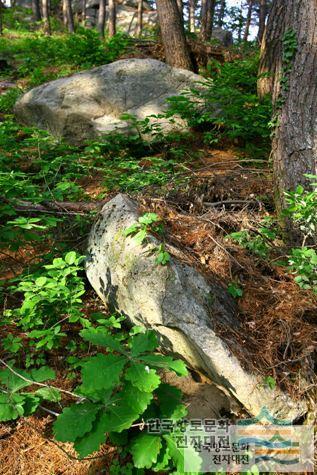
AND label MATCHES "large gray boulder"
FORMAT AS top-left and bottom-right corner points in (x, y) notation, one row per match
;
(15, 59), (202, 143)
(86, 193), (307, 421)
